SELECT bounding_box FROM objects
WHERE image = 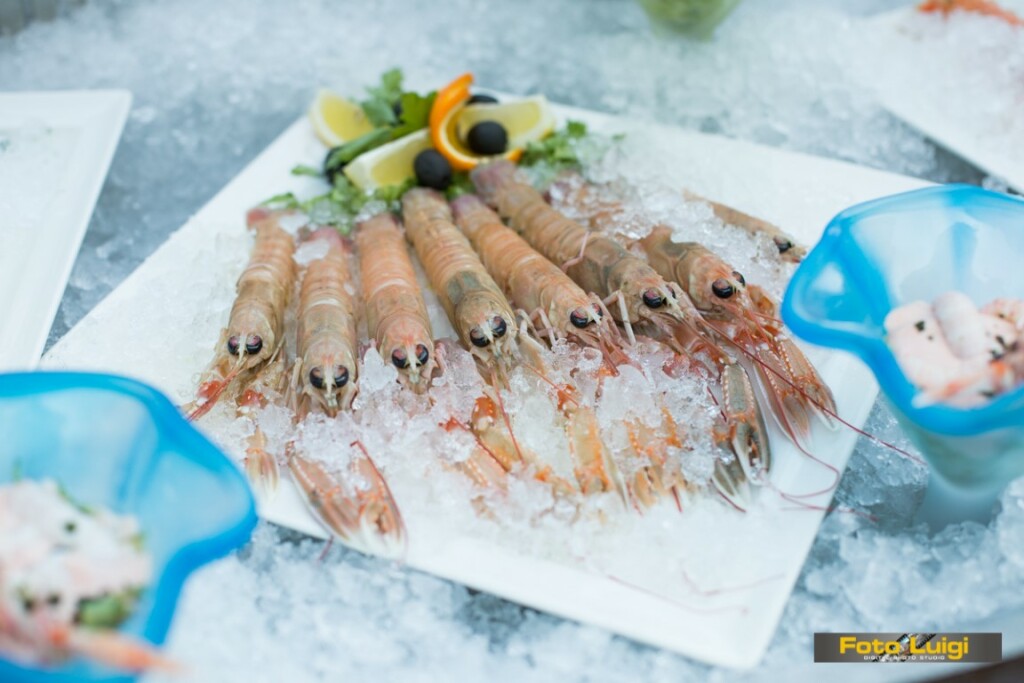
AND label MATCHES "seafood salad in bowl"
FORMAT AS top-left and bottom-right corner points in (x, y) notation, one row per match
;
(783, 184), (1024, 527)
(0, 480), (162, 673)
(0, 372), (256, 682)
